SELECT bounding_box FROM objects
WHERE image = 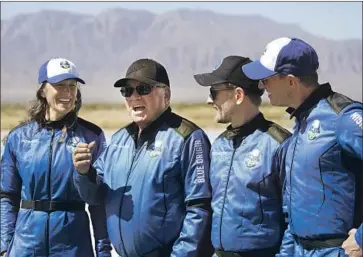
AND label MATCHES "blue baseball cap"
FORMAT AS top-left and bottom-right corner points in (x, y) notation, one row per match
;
(38, 58), (85, 84)
(242, 37), (319, 80)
